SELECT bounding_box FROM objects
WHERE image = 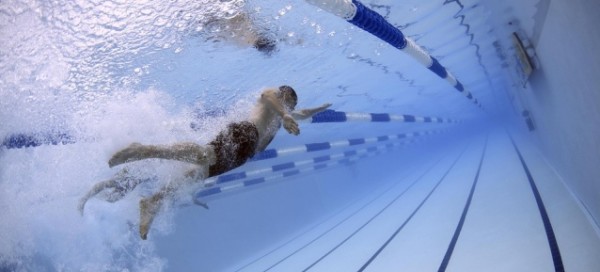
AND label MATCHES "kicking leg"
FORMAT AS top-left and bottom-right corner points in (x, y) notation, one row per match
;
(79, 180), (114, 215)
(78, 168), (142, 215)
(139, 190), (166, 240)
(108, 142), (216, 168)
(139, 165), (208, 240)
